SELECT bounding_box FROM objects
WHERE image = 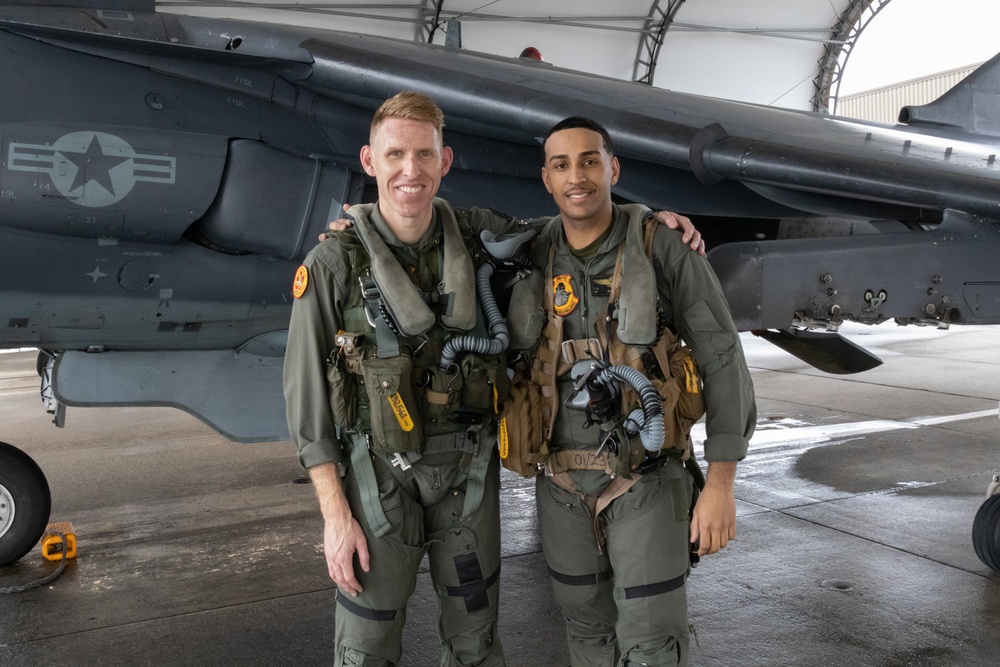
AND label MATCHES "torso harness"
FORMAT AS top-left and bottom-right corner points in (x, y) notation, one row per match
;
(326, 199), (510, 535)
(501, 205), (706, 546)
